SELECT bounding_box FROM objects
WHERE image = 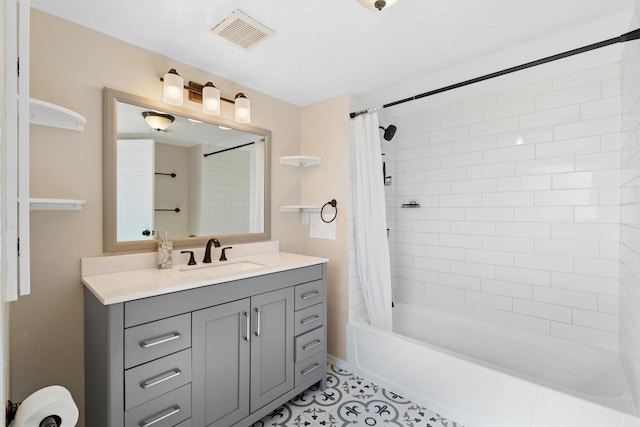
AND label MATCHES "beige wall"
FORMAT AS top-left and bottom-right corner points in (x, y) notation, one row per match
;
(11, 9), (304, 426)
(300, 95), (351, 360)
